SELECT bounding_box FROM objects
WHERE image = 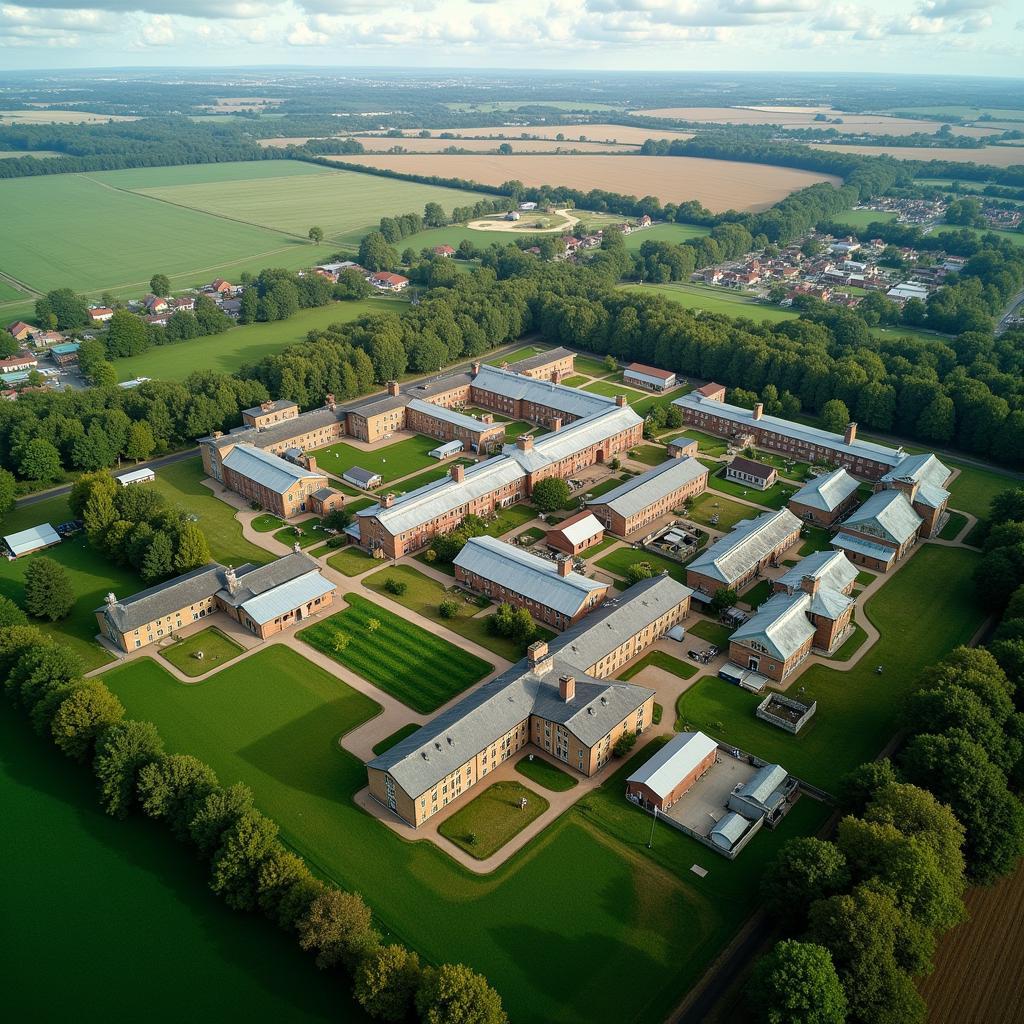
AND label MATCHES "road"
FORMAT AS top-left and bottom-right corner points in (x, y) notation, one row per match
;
(996, 287), (1024, 336)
